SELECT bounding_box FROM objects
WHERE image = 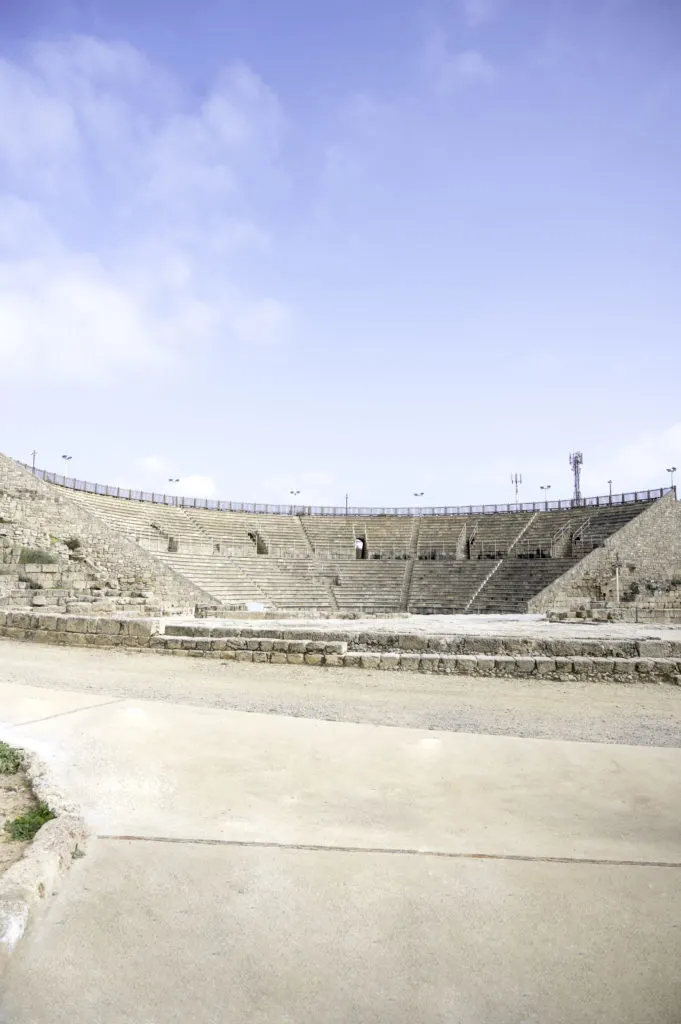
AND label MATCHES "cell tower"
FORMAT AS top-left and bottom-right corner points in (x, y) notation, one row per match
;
(569, 451), (583, 506)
